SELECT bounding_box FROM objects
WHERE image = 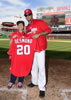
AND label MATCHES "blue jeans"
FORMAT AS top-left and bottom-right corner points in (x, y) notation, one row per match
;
(10, 74), (24, 84)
